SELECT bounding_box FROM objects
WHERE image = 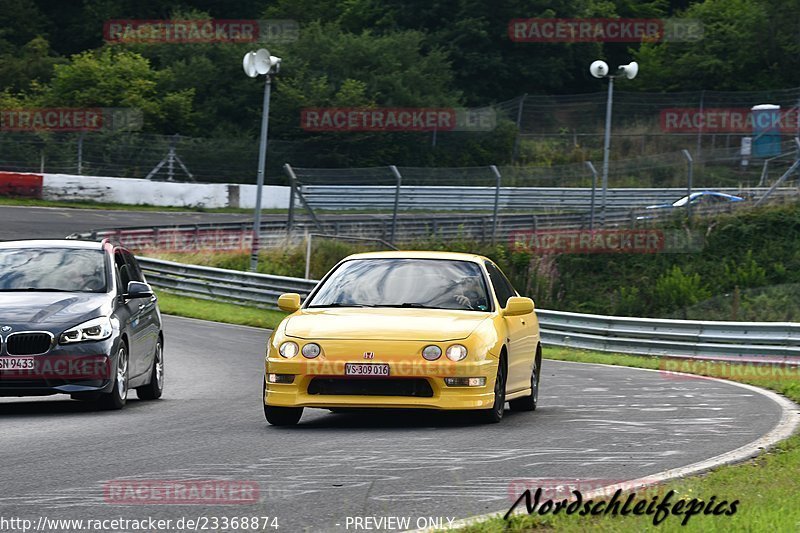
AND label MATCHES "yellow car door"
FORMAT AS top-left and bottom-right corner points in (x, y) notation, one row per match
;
(484, 262), (536, 393)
